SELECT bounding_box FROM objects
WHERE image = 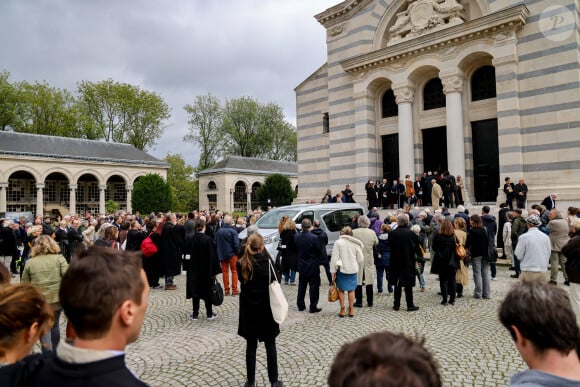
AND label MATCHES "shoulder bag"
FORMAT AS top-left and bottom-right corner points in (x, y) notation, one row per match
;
(268, 259), (288, 324)
(211, 278), (224, 306)
(140, 233), (158, 257)
(328, 280), (339, 302)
